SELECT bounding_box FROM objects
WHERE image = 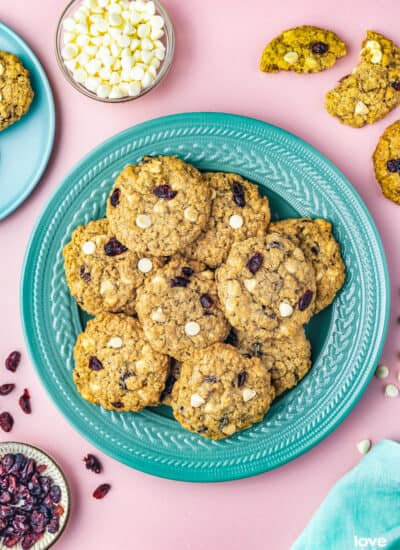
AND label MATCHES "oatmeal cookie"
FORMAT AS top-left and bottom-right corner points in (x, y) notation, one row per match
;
(260, 25), (346, 74)
(73, 312), (169, 411)
(326, 31), (400, 127)
(63, 218), (164, 315)
(373, 120), (400, 205)
(136, 256), (230, 361)
(270, 218), (345, 312)
(183, 172), (270, 268)
(216, 233), (316, 339)
(0, 51), (34, 131)
(172, 343), (275, 439)
(106, 156), (211, 256)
